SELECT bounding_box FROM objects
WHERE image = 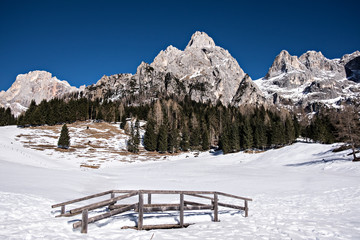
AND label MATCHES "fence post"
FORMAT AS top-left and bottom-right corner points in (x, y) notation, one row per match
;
(213, 193), (219, 222)
(108, 192), (115, 209)
(148, 193), (152, 204)
(61, 205), (65, 215)
(138, 192), (143, 230)
(245, 200), (248, 217)
(180, 193), (184, 227)
(81, 209), (88, 234)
